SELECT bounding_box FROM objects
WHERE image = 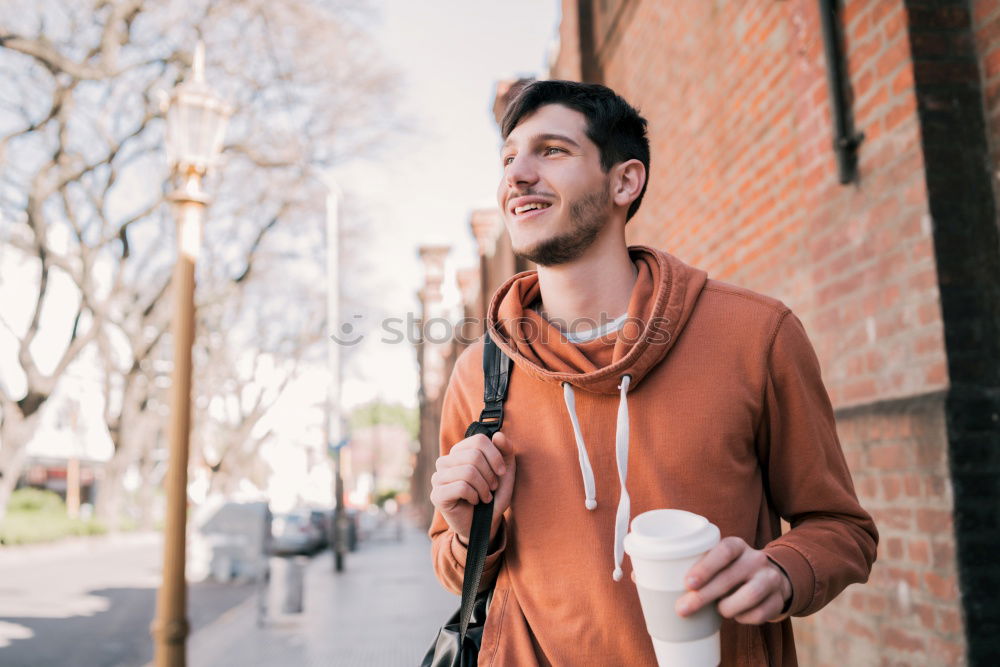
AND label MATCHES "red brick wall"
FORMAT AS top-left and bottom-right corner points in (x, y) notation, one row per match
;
(574, 0), (946, 408)
(804, 395), (964, 665)
(550, 0), (965, 663)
